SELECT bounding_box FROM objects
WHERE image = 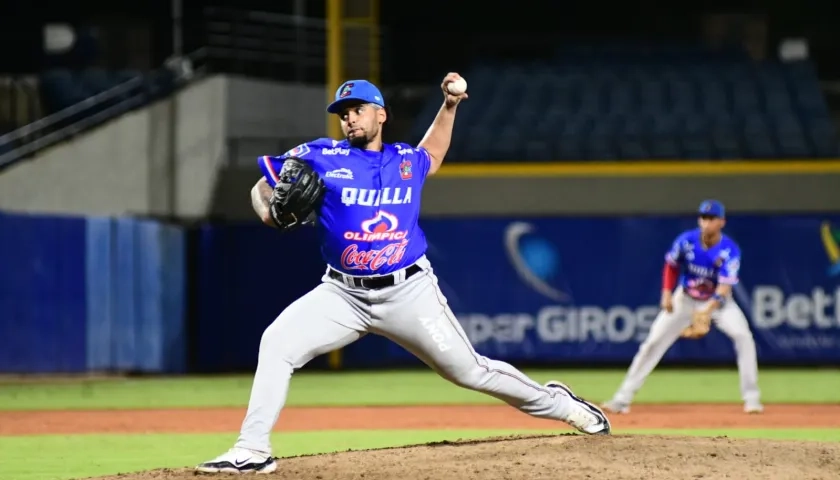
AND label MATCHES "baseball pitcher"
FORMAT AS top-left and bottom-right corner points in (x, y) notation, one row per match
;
(196, 74), (610, 474)
(602, 200), (763, 415)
